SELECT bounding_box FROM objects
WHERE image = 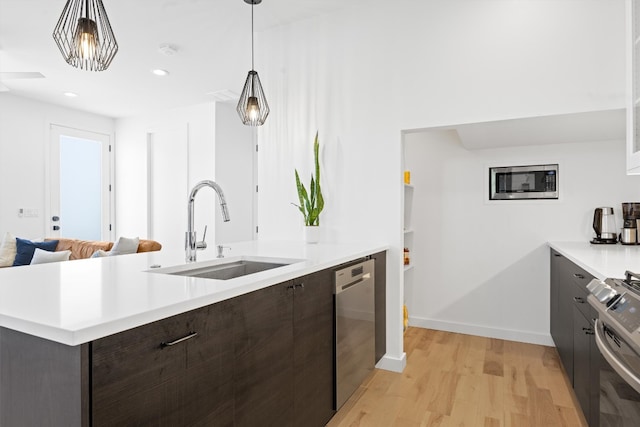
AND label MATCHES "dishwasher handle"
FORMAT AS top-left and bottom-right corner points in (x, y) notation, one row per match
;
(334, 259), (375, 295)
(336, 273), (372, 294)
